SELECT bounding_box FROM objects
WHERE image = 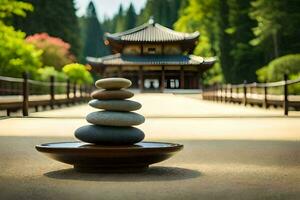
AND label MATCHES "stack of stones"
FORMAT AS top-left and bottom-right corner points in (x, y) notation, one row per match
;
(74, 78), (145, 145)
